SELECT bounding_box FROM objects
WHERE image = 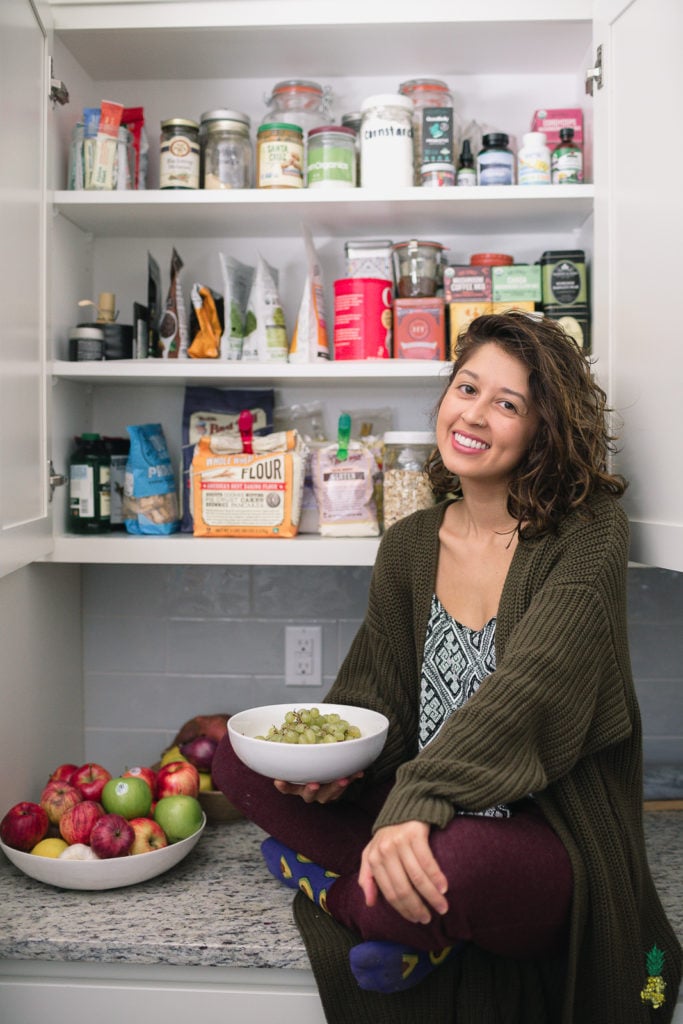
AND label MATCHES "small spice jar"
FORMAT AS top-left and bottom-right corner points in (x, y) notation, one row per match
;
(382, 432), (435, 529)
(306, 125), (357, 188)
(256, 122), (304, 188)
(360, 94), (414, 190)
(160, 118), (200, 189)
(420, 162), (455, 187)
(201, 110), (252, 189)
